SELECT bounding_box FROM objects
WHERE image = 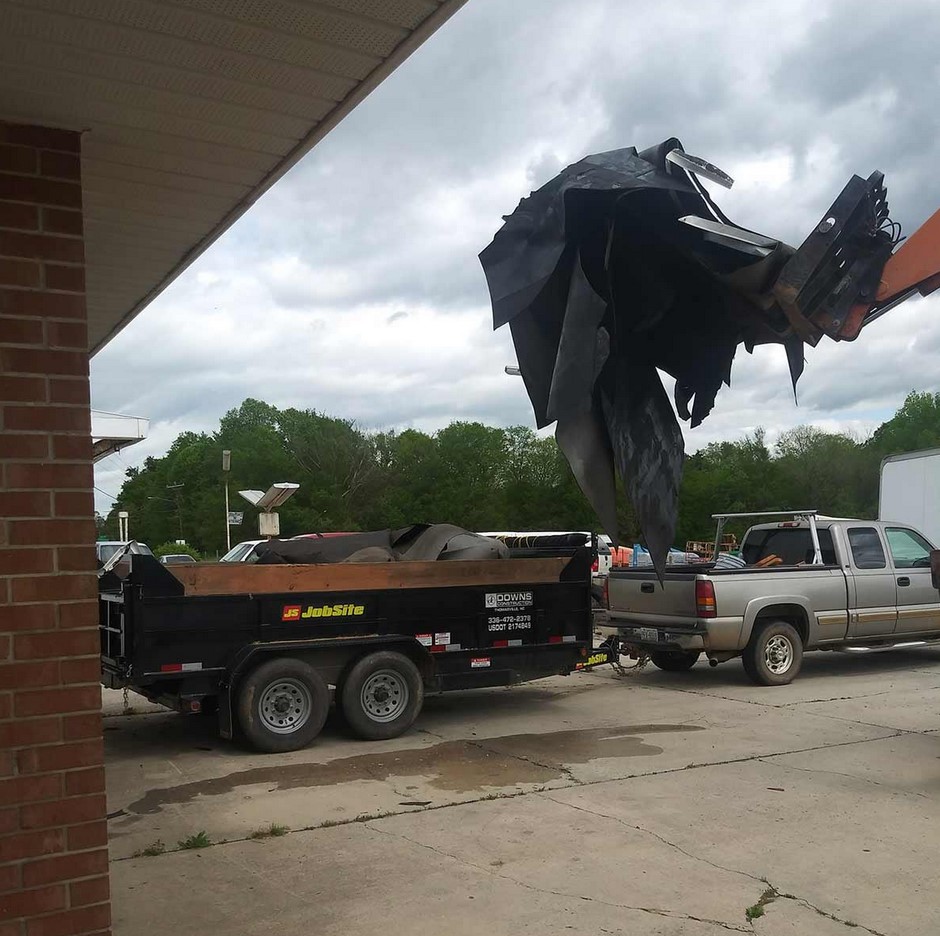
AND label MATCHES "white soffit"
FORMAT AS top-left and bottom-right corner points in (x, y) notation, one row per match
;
(0, 0), (467, 351)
